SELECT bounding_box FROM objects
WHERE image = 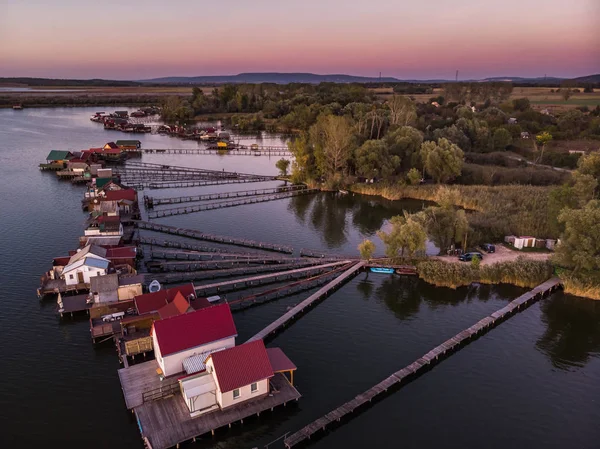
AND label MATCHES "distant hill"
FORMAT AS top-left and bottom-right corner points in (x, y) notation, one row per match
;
(0, 77), (140, 87)
(139, 72), (401, 84)
(478, 76), (564, 85)
(570, 74), (600, 83)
